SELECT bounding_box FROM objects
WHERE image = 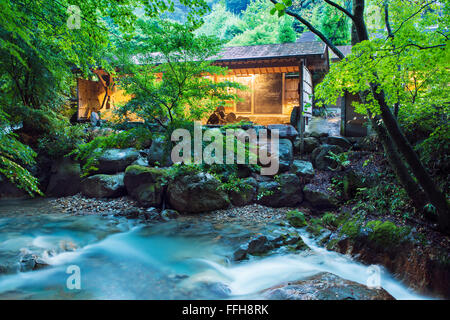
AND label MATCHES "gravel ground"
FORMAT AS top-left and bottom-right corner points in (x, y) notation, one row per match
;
(50, 194), (143, 215)
(49, 194), (305, 223)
